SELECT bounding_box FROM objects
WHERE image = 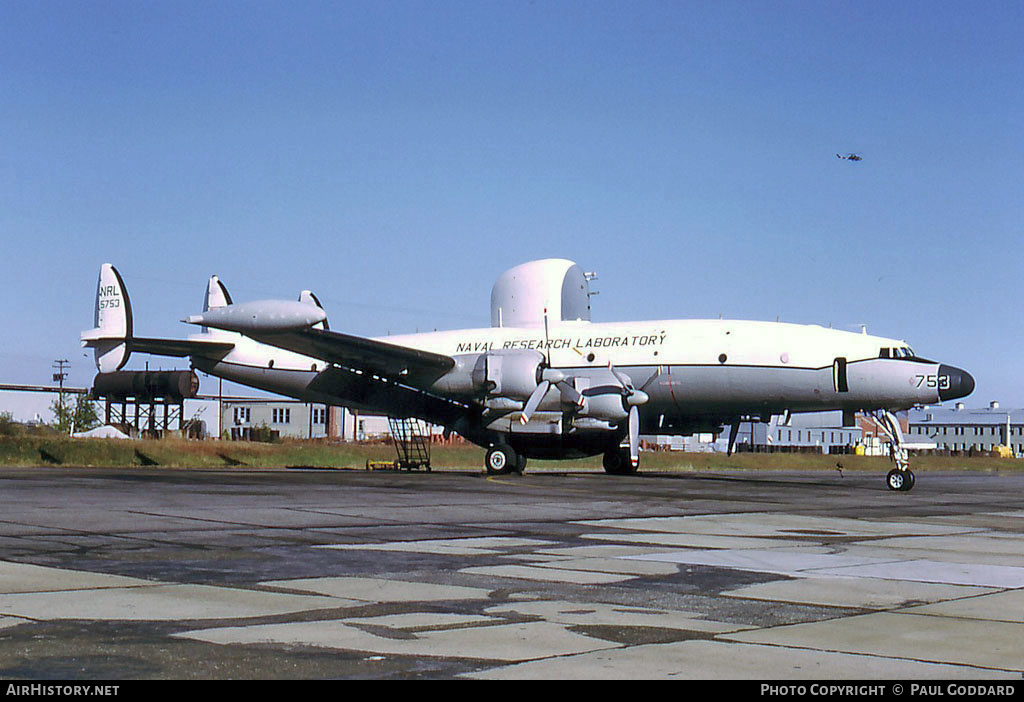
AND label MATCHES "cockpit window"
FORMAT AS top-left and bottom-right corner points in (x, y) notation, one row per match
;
(879, 347), (916, 359)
